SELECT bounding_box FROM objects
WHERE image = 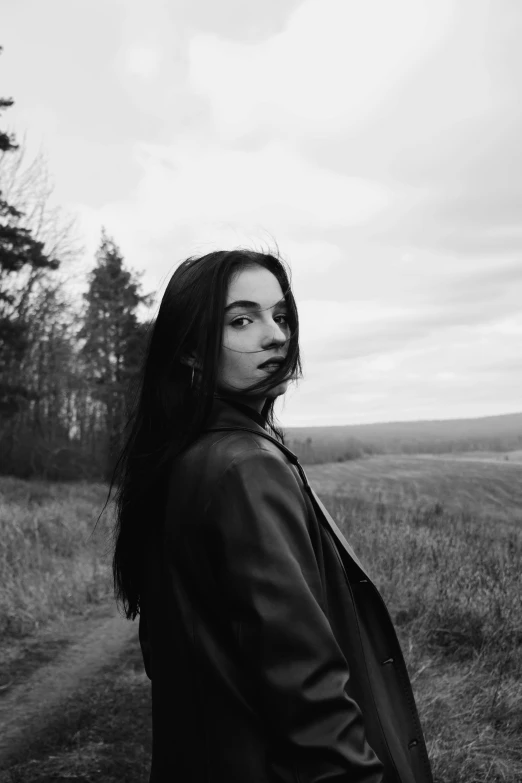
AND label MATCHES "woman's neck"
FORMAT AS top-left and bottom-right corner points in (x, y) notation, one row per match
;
(215, 393), (266, 414)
